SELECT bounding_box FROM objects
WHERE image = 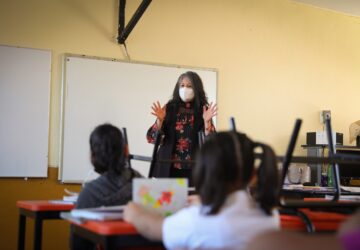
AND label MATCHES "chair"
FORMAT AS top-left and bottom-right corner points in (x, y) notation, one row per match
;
(148, 131), (162, 178)
(280, 118), (360, 208)
(279, 118), (360, 234)
(122, 127), (132, 169)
